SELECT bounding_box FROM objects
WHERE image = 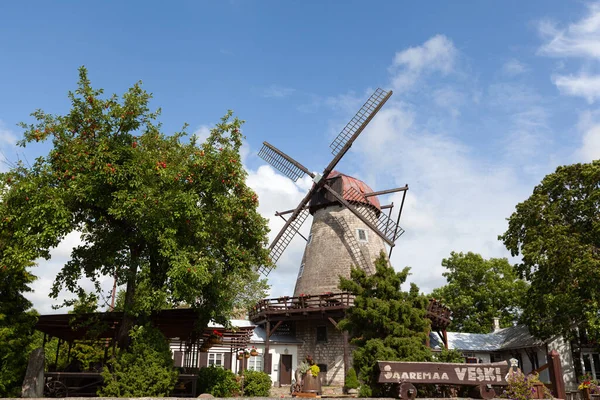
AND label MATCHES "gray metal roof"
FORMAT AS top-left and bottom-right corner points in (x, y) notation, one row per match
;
(431, 325), (546, 352)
